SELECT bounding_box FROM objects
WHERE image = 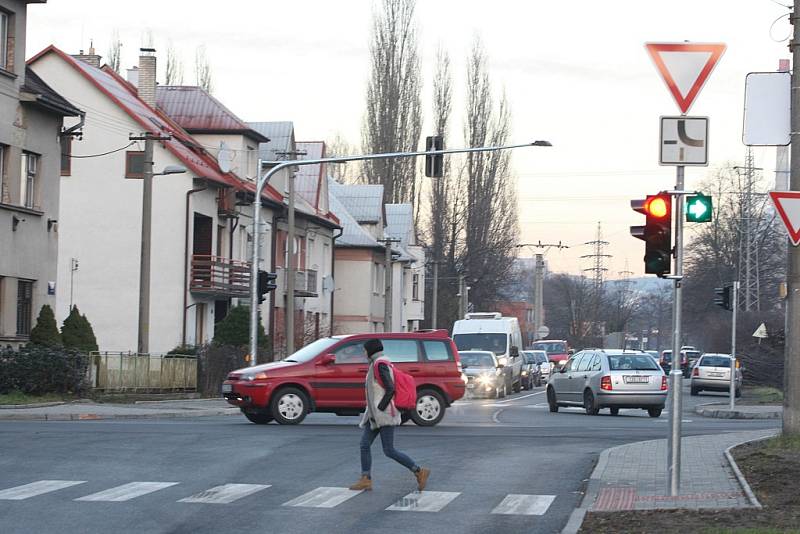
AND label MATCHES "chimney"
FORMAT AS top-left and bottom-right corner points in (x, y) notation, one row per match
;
(138, 47), (157, 107)
(72, 42), (102, 68)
